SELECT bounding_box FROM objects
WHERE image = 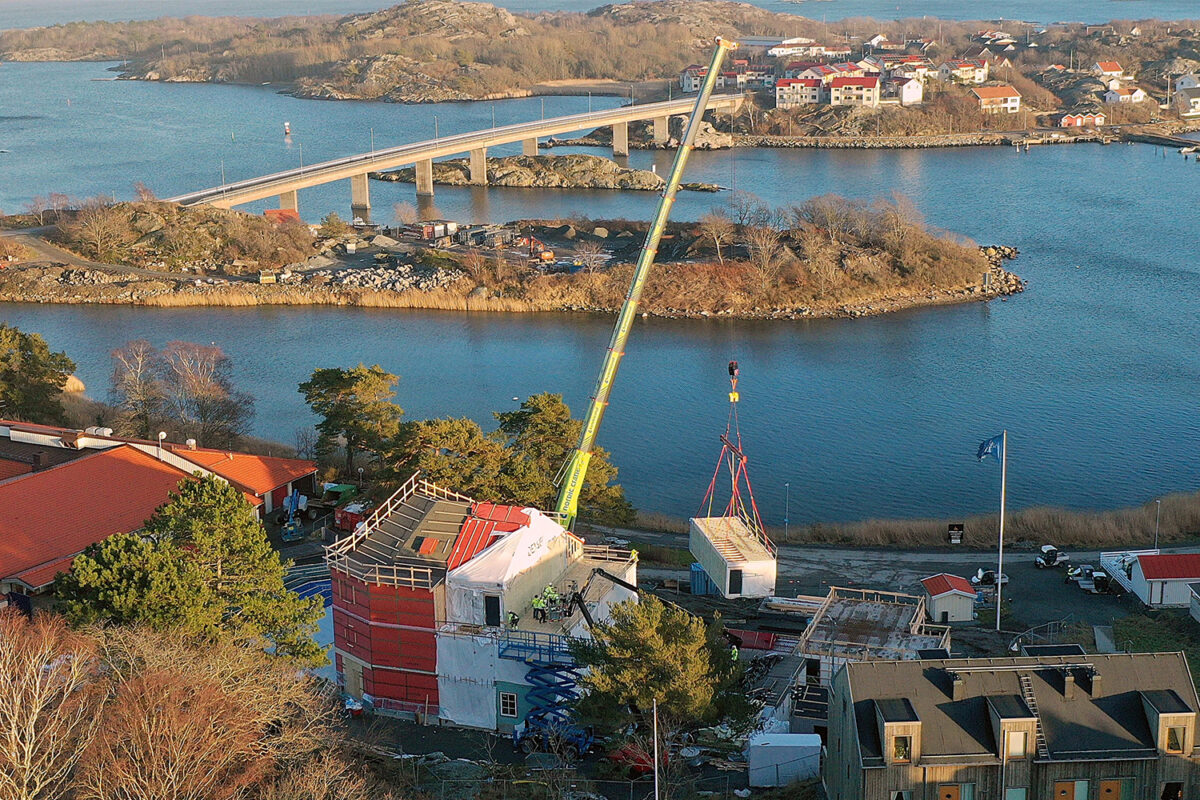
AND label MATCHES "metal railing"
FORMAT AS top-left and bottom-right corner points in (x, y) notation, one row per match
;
(581, 544), (637, 564)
